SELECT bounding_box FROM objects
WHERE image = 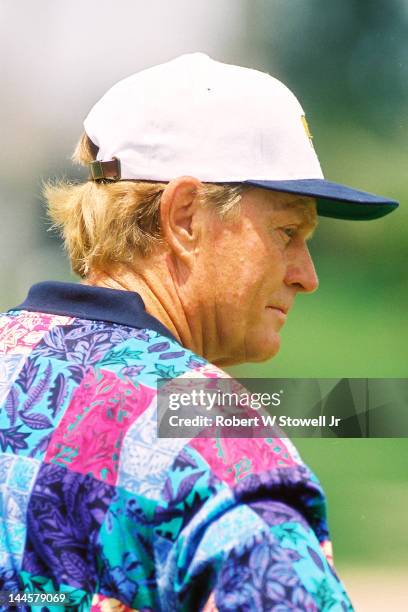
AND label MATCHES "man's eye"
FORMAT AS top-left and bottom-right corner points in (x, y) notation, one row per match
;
(282, 227), (297, 239)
